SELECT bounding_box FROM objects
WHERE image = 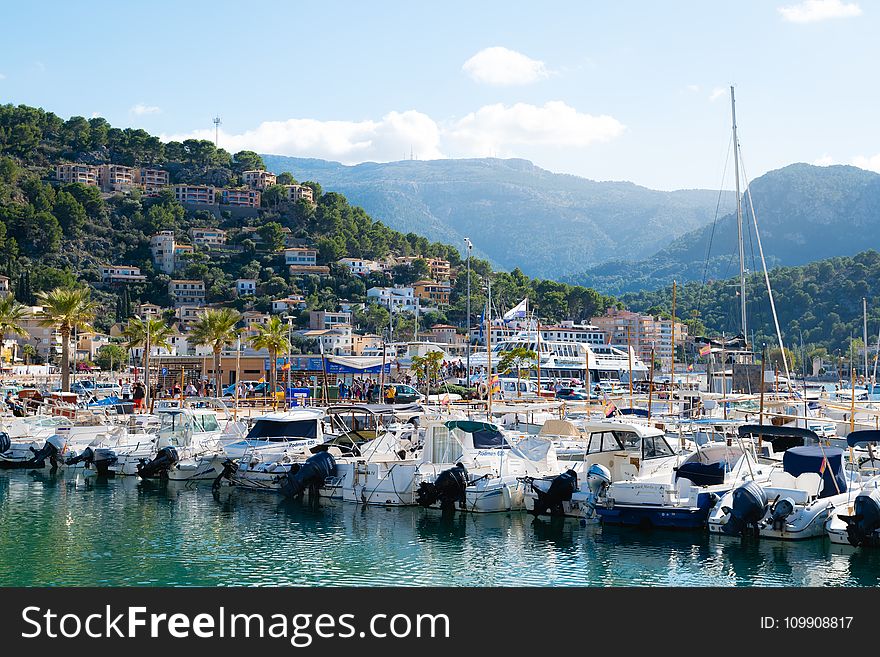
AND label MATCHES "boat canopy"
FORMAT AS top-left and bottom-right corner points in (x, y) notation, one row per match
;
(846, 430), (880, 447)
(443, 420), (507, 449)
(783, 446), (846, 498)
